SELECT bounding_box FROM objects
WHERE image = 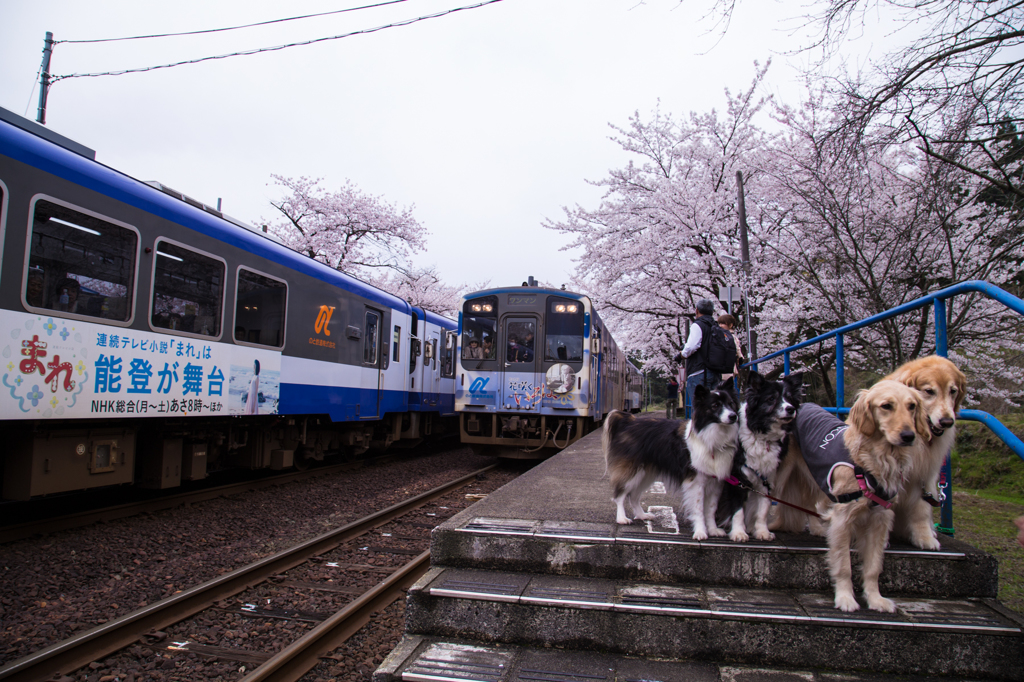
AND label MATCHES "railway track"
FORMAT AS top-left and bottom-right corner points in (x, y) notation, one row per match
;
(0, 464), (498, 682)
